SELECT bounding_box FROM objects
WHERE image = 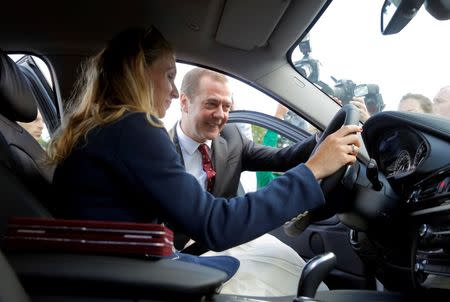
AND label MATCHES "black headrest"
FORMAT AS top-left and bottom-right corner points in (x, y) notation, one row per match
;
(0, 51), (37, 122)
